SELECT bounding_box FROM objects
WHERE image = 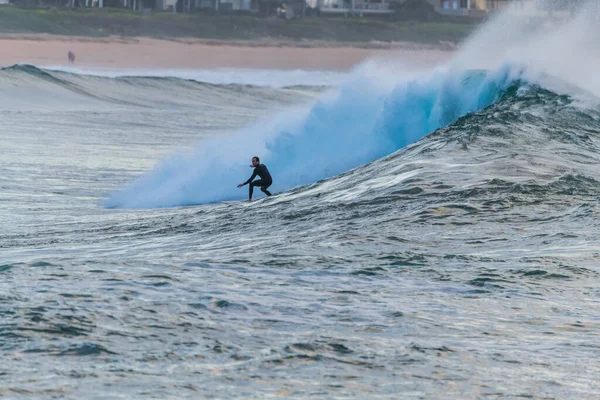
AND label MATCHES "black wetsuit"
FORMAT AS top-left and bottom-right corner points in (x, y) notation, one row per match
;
(243, 164), (273, 199)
